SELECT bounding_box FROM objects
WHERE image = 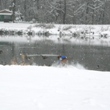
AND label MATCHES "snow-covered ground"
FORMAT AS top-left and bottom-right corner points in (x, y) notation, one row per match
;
(0, 65), (110, 110)
(0, 23), (110, 110)
(0, 22), (110, 46)
(0, 22), (31, 30)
